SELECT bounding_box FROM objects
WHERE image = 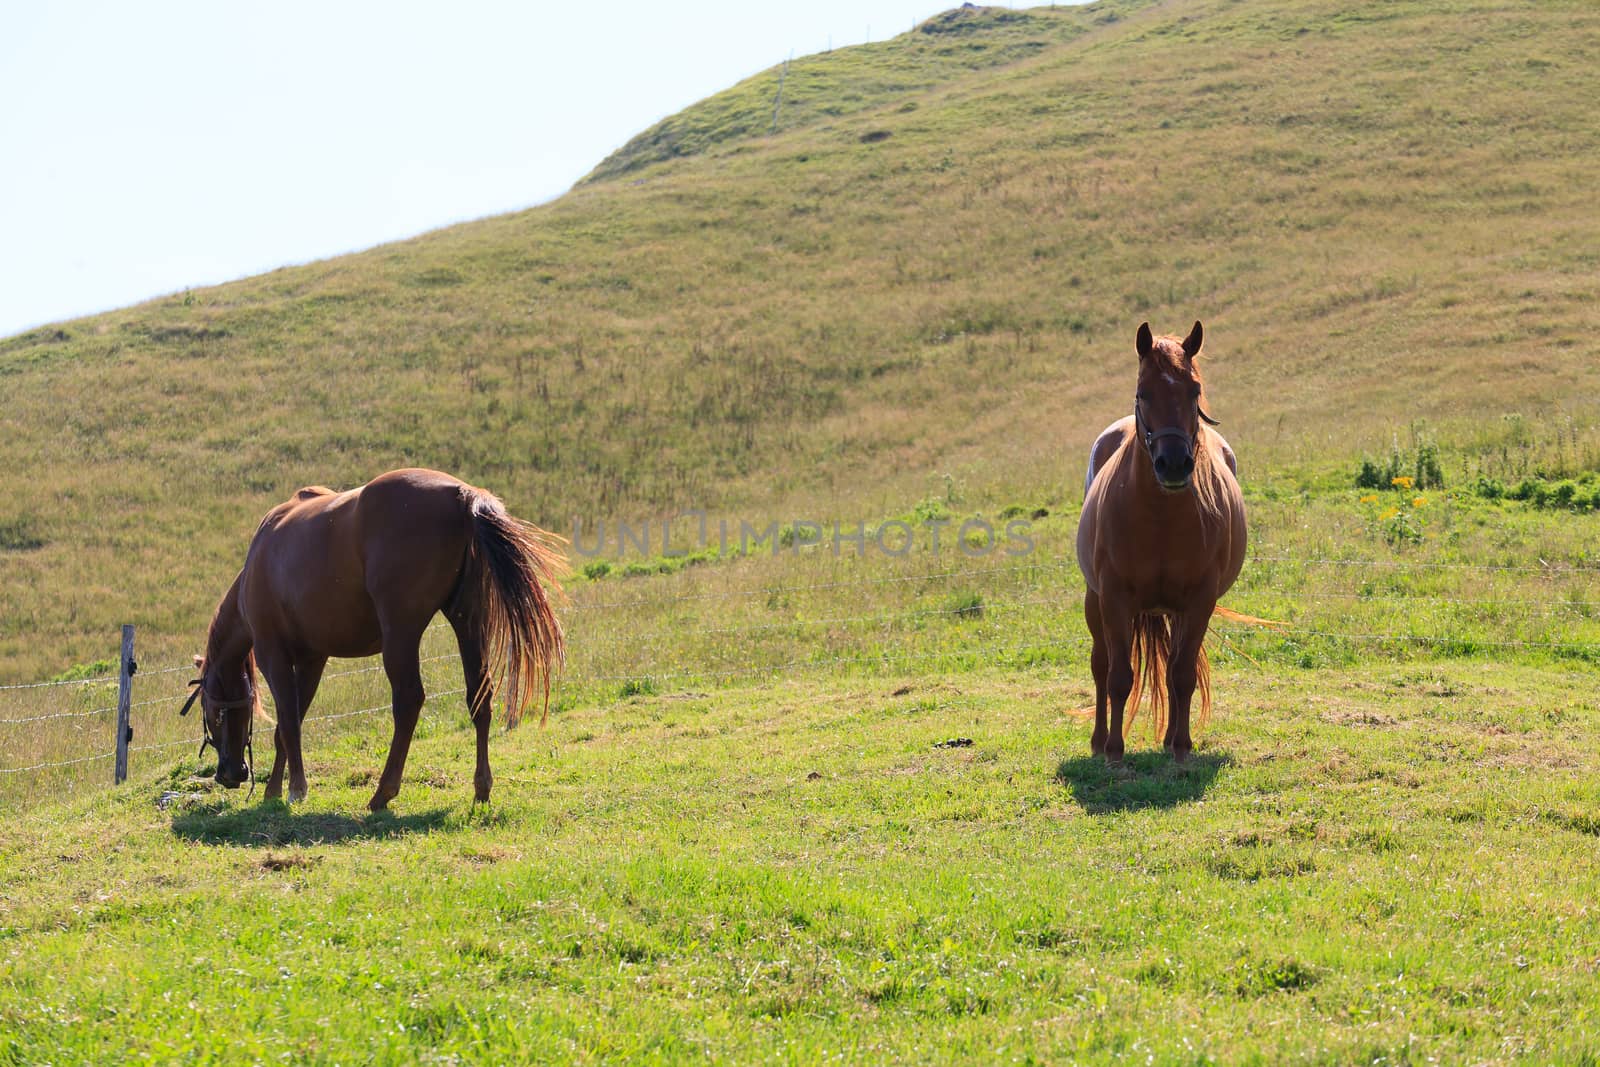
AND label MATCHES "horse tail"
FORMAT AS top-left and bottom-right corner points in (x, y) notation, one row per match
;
(1212, 604), (1286, 628)
(1123, 612), (1212, 741)
(462, 492), (568, 727)
(1123, 613), (1170, 740)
